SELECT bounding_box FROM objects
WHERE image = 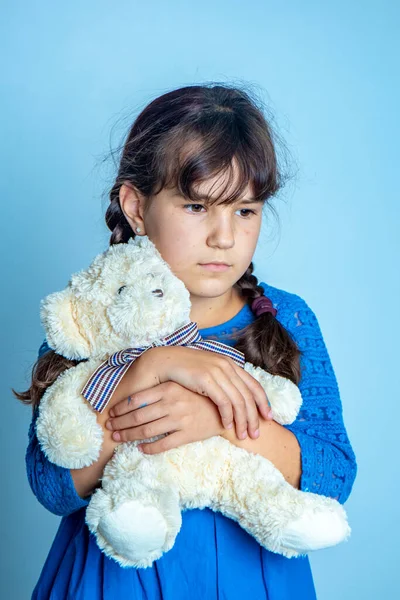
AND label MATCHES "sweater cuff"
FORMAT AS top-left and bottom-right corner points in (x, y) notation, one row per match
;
(62, 475), (91, 516)
(284, 427), (347, 503)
